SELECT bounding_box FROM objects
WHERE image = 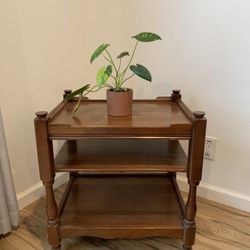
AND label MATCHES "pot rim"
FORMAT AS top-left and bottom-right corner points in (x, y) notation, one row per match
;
(107, 88), (133, 93)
